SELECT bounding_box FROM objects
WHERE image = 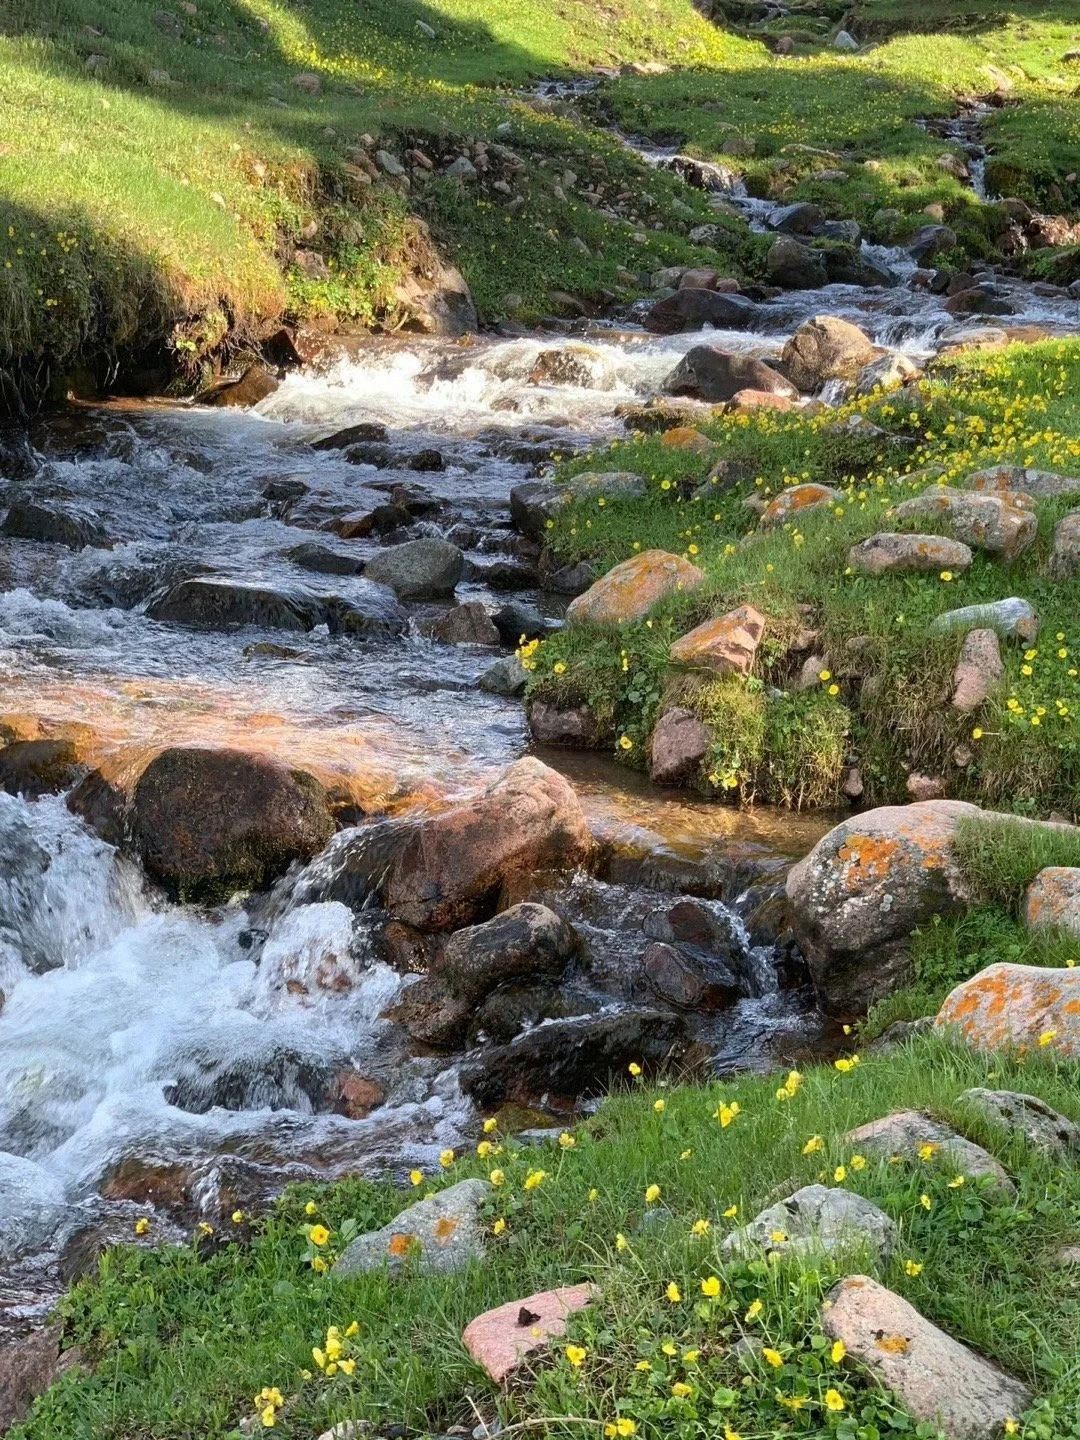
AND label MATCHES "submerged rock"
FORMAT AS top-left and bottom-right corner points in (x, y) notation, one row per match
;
(431, 602), (499, 646)
(642, 940), (741, 1011)
(1, 499), (111, 550)
(146, 577), (323, 631)
(334, 1178), (489, 1276)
